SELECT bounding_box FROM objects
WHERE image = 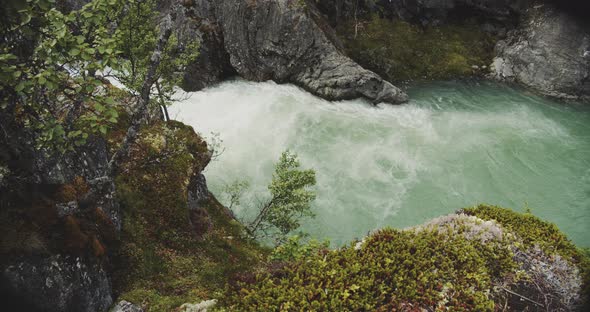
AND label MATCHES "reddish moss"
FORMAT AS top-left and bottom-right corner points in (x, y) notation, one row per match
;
(63, 215), (89, 251)
(55, 176), (90, 202)
(91, 236), (106, 257)
(56, 184), (78, 202)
